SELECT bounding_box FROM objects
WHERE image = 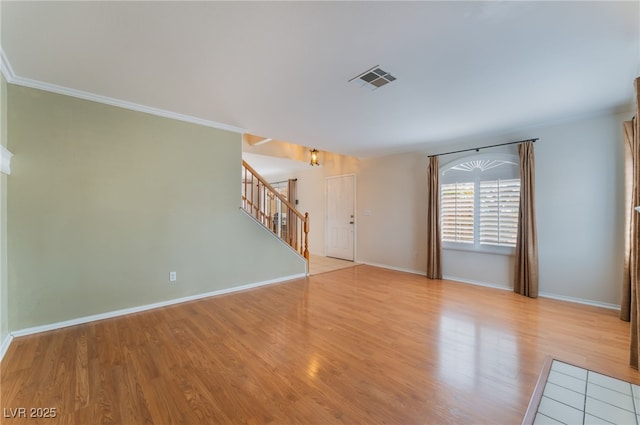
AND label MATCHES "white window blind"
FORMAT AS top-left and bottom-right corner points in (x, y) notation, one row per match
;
(440, 153), (520, 254)
(441, 182), (474, 244)
(479, 179), (520, 247)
